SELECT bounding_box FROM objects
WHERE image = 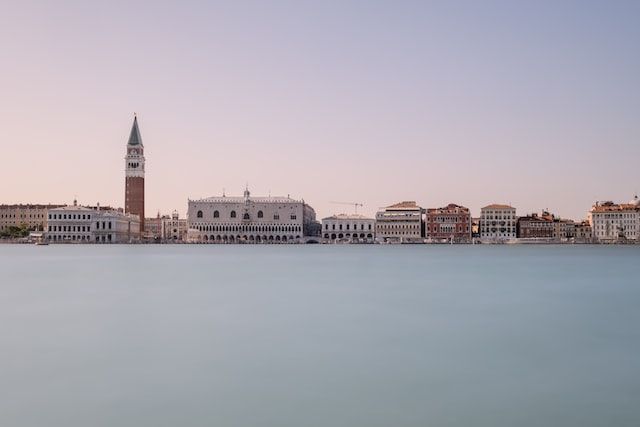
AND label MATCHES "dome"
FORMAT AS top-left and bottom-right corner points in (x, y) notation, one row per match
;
(630, 195), (640, 207)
